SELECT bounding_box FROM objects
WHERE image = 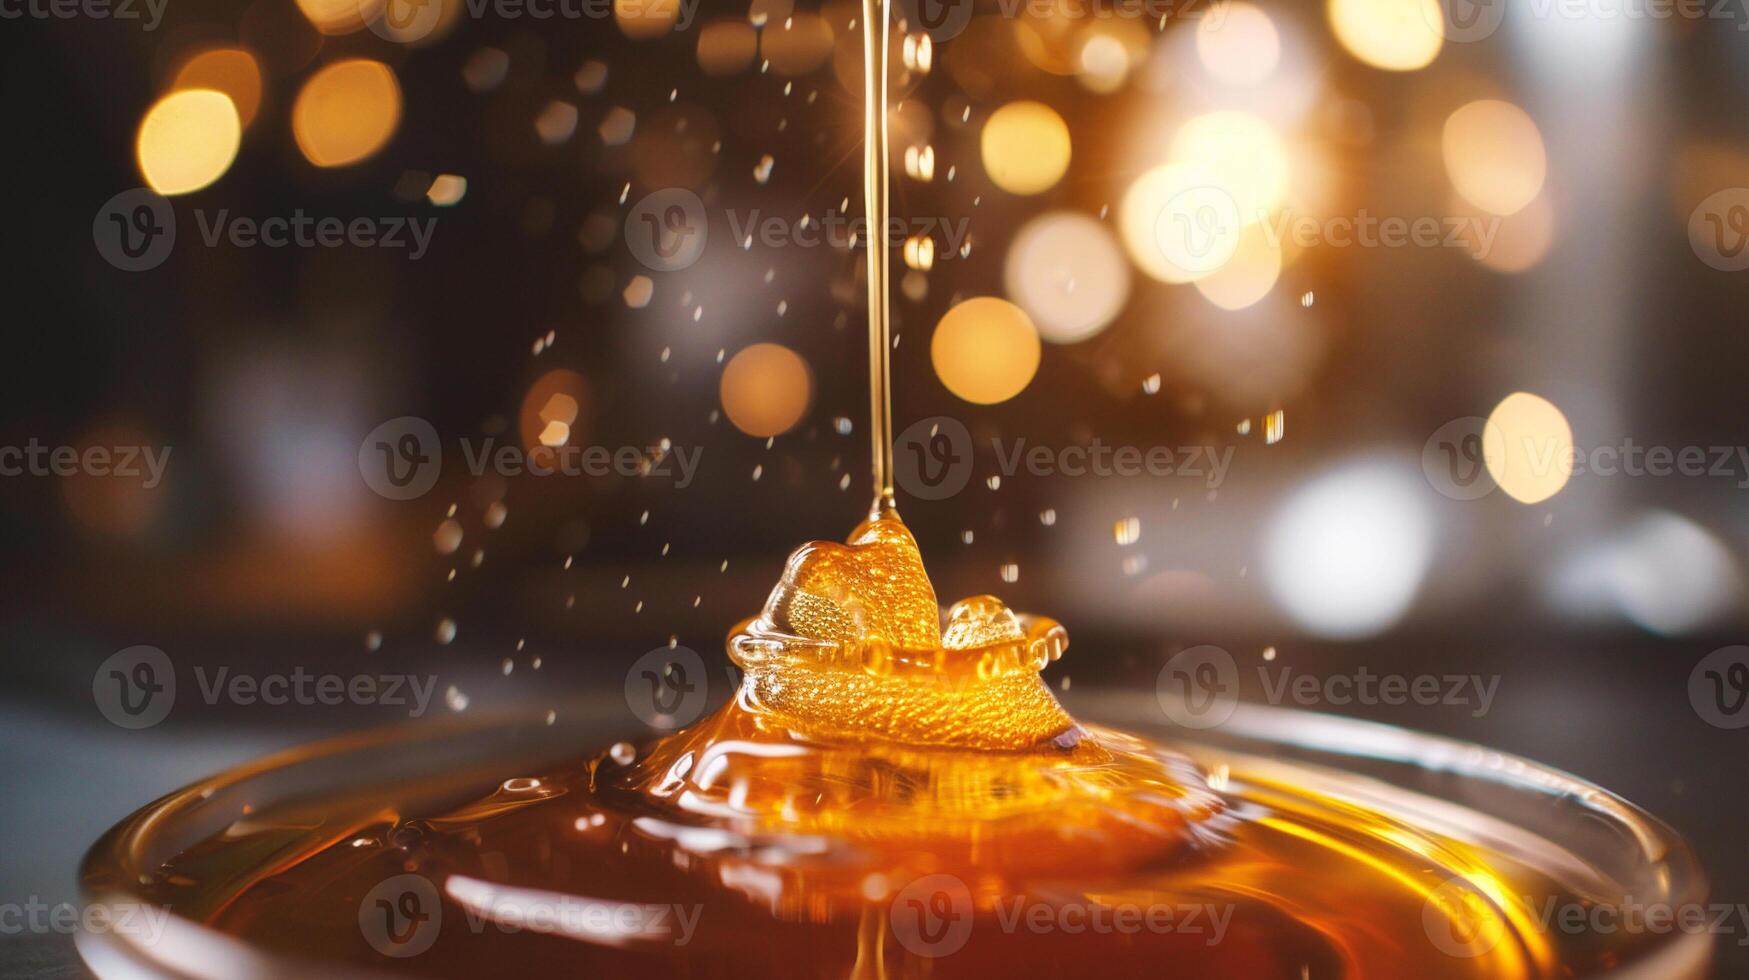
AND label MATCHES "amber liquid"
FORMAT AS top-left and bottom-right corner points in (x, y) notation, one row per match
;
(110, 4), (1679, 977)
